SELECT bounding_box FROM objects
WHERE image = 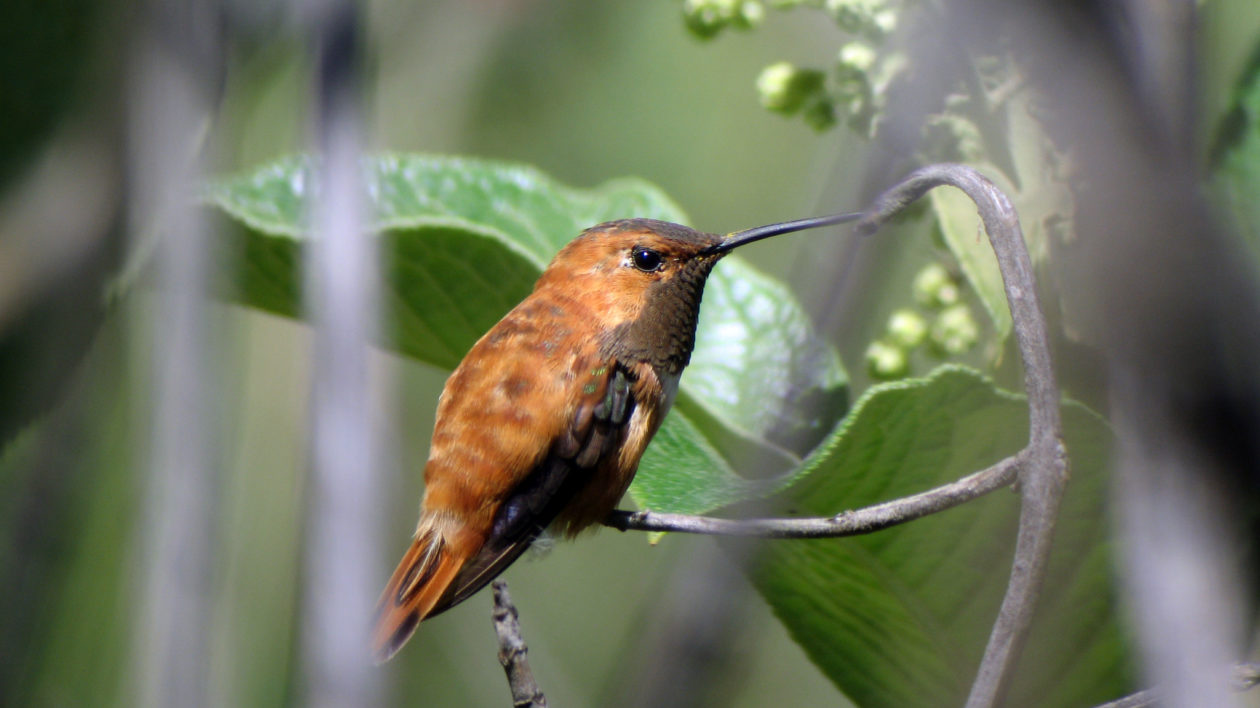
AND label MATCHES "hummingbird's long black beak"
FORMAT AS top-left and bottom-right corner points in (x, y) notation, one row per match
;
(702, 211), (865, 256)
